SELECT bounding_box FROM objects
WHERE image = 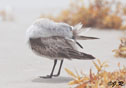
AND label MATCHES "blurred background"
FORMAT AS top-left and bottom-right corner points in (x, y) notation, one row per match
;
(1, 0), (126, 30)
(0, 0), (126, 88)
